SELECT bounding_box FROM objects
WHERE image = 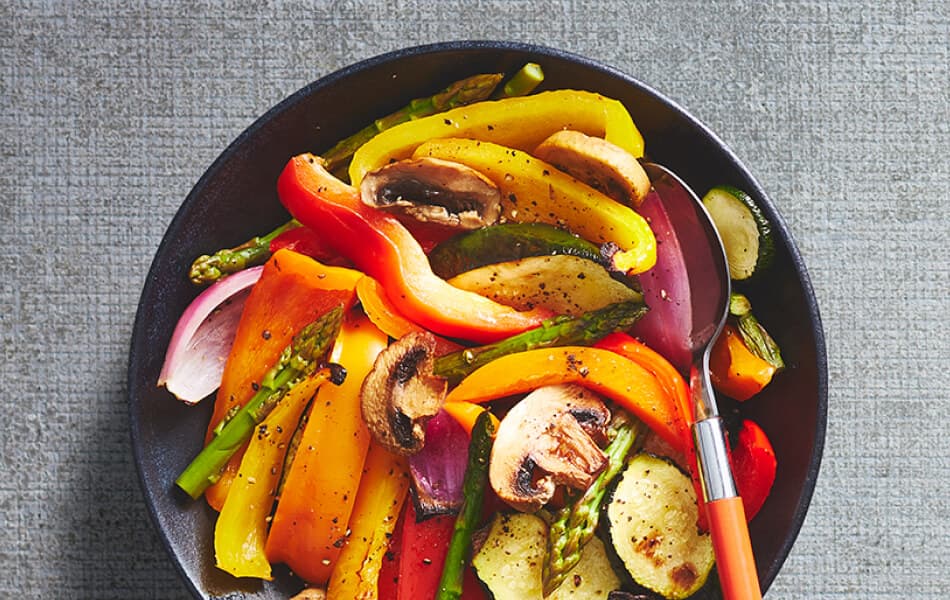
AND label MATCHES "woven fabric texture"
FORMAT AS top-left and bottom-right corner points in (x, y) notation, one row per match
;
(1, 1), (948, 598)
